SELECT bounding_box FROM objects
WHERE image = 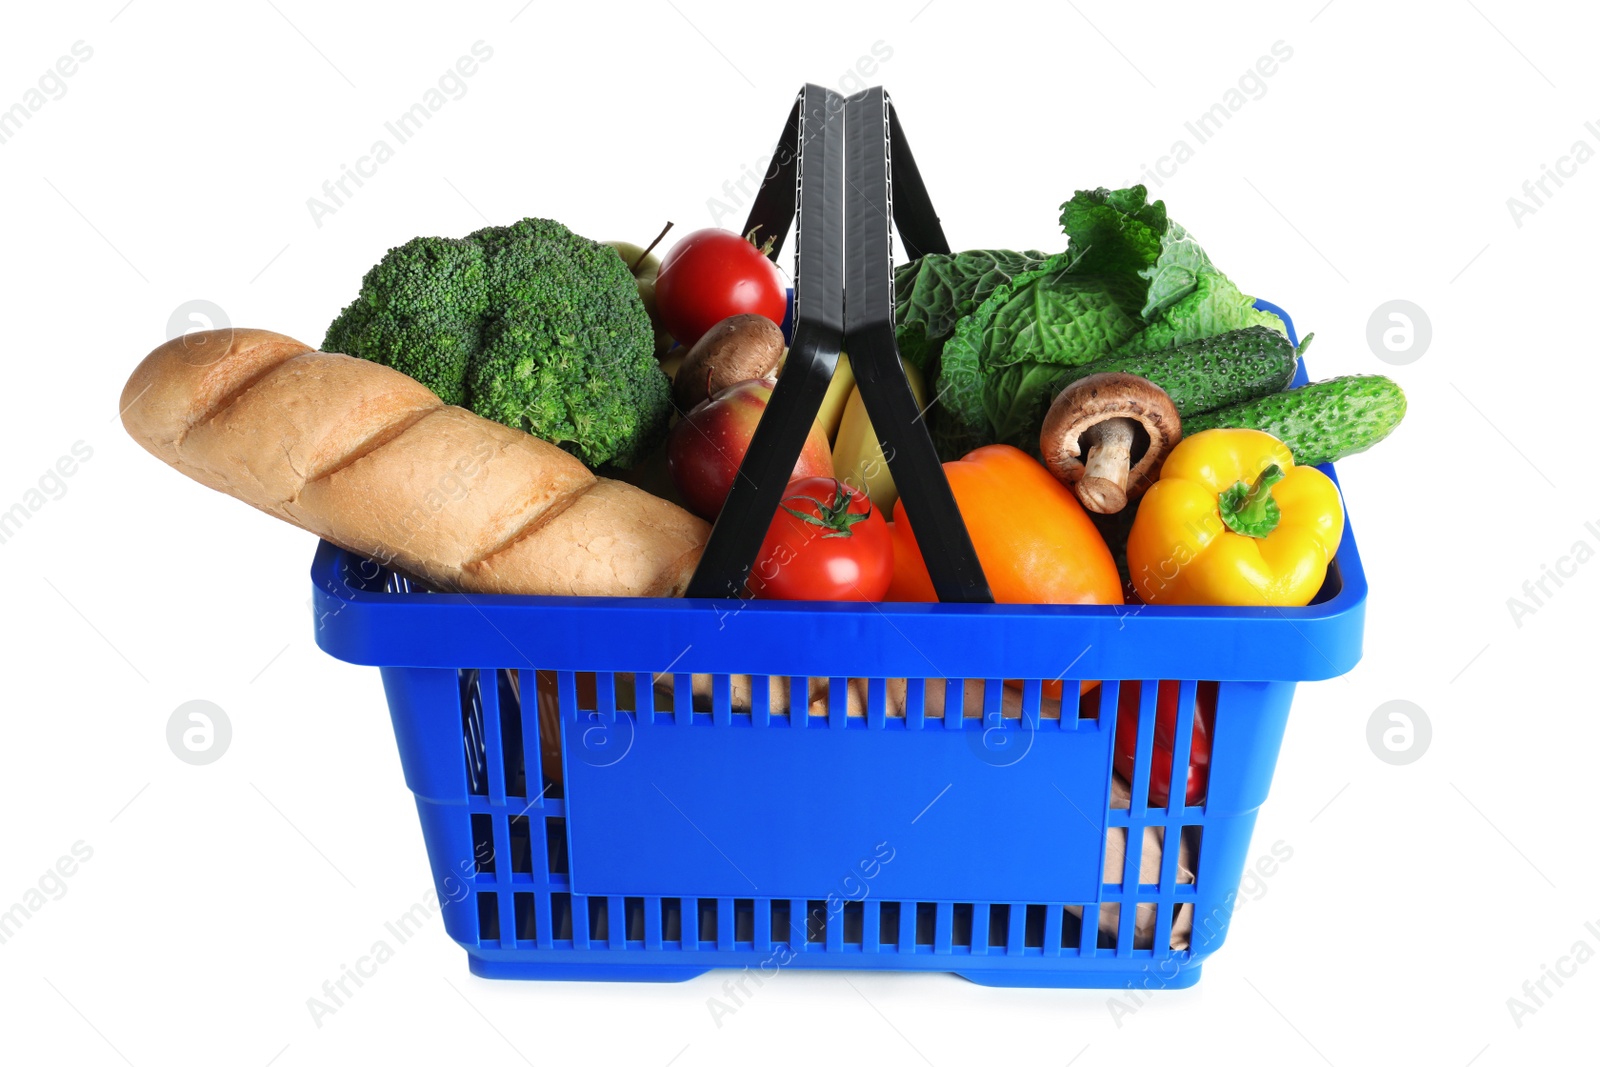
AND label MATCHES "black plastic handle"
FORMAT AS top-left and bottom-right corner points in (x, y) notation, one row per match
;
(685, 85), (845, 598)
(684, 85), (990, 604)
(843, 88), (989, 603)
